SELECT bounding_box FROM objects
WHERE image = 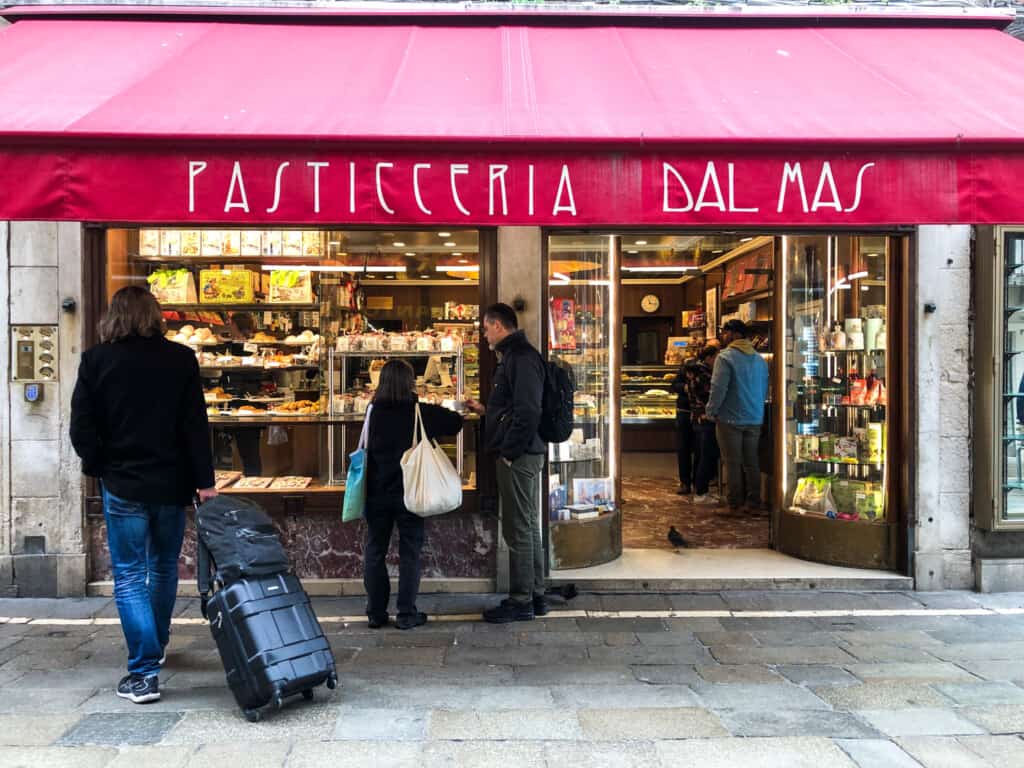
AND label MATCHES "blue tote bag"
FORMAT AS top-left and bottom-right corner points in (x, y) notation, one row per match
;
(342, 405), (372, 522)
